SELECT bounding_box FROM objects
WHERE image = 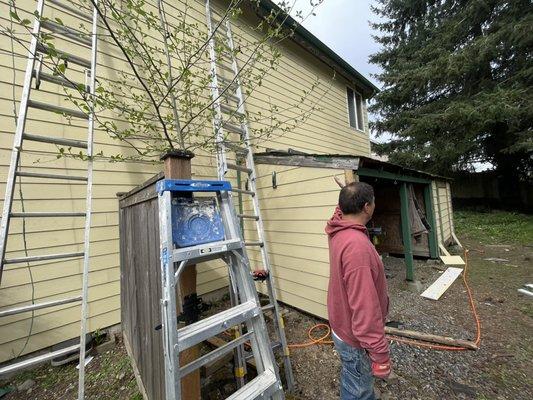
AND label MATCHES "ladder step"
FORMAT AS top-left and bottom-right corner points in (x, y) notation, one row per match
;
(222, 122), (245, 136)
(232, 188), (255, 196)
(226, 370), (280, 400)
(23, 133), (88, 149)
(179, 331), (254, 378)
(238, 214), (259, 220)
(222, 141), (248, 155)
(219, 103), (244, 118)
(4, 251), (84, 264)
(41, 20), (92, 47)
(245, 241), (264, 247)
(36, 43), (91, 69)
(10, 212), (86, 218)
(177, 300), (260, 352)
(172, 238), (242, 263)
(227, 163), (252, 174)
(16, 171), (88, 181)
(0, 296), (82, 318)
(28, 100), (88, 120)
(33, 70), (87, 91)
(0, 344), (80, 375)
